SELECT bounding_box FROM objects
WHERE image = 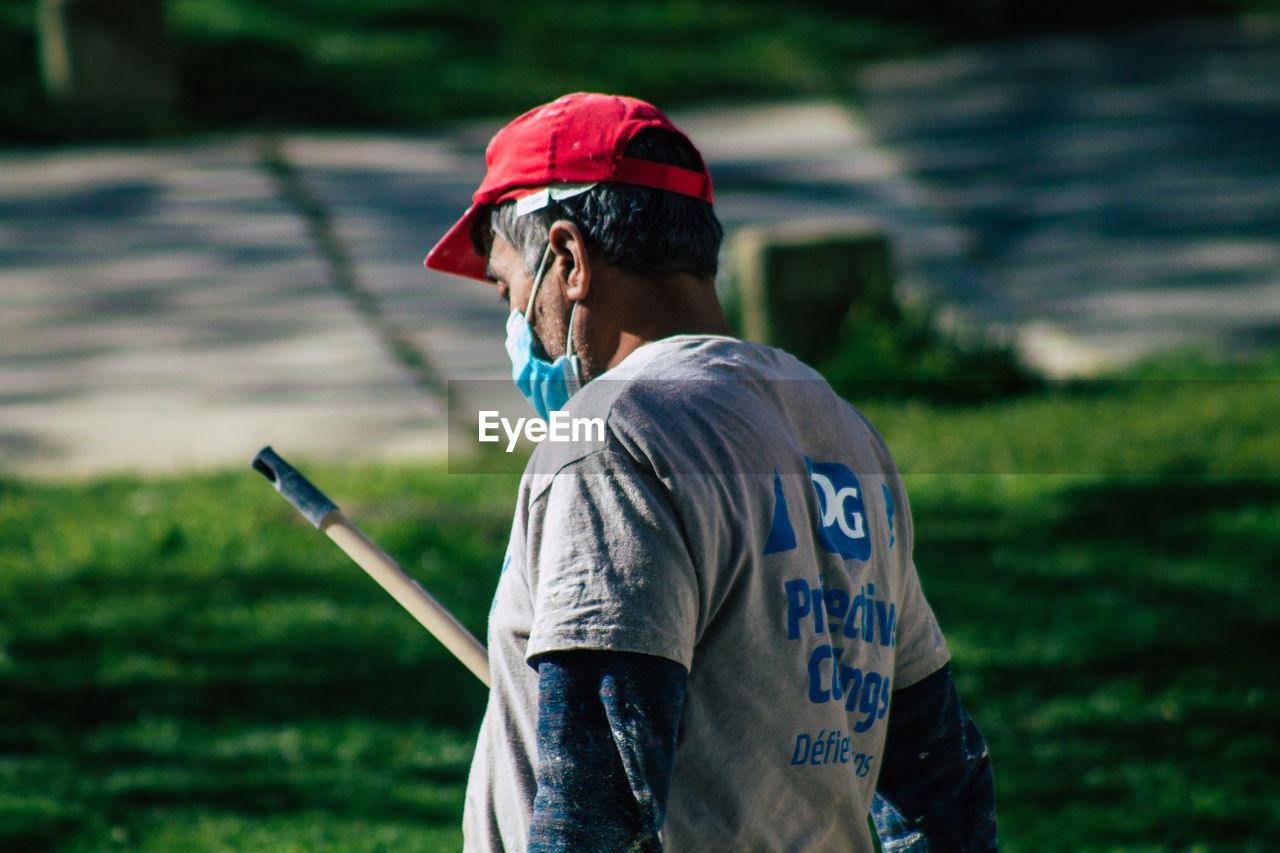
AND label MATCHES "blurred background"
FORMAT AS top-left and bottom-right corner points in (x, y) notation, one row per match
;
(1, 1), (1278, 851)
